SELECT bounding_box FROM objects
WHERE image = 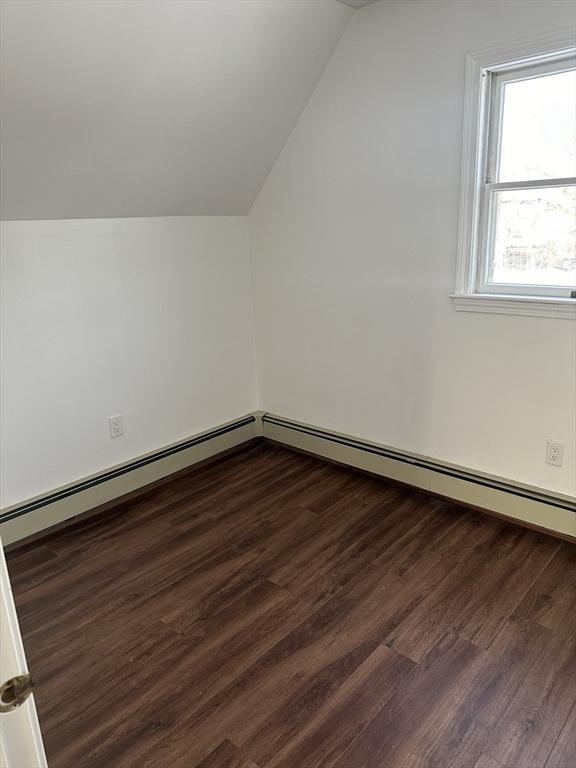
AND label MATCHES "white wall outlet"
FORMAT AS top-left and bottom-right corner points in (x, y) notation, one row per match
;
(108, 415), (124, 438)
(545, 440), (564, 467)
